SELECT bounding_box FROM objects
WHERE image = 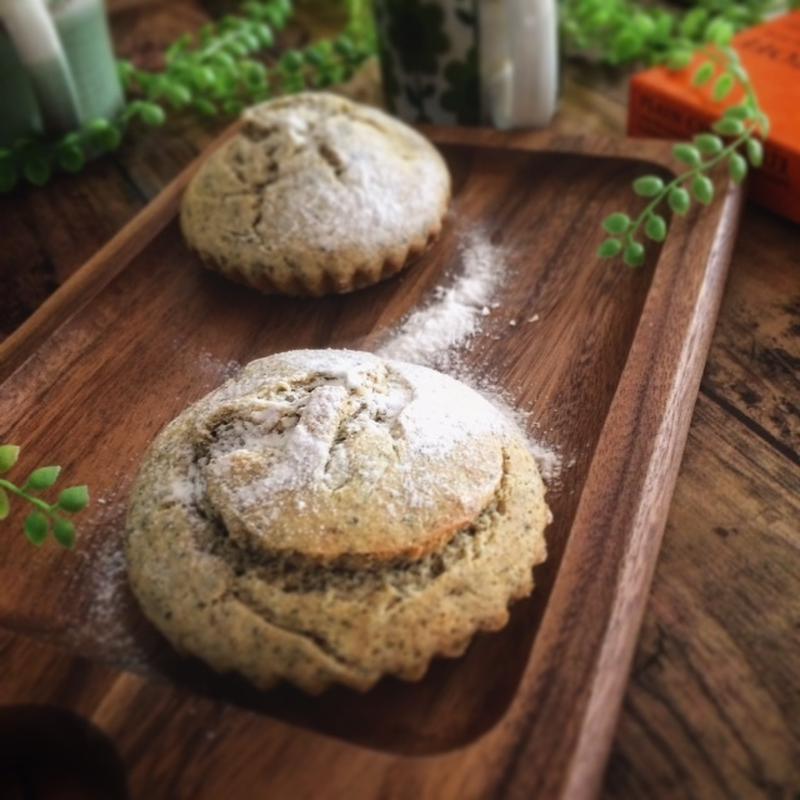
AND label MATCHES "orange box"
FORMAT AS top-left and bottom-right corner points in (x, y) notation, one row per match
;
(628, 11), (800, 222)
